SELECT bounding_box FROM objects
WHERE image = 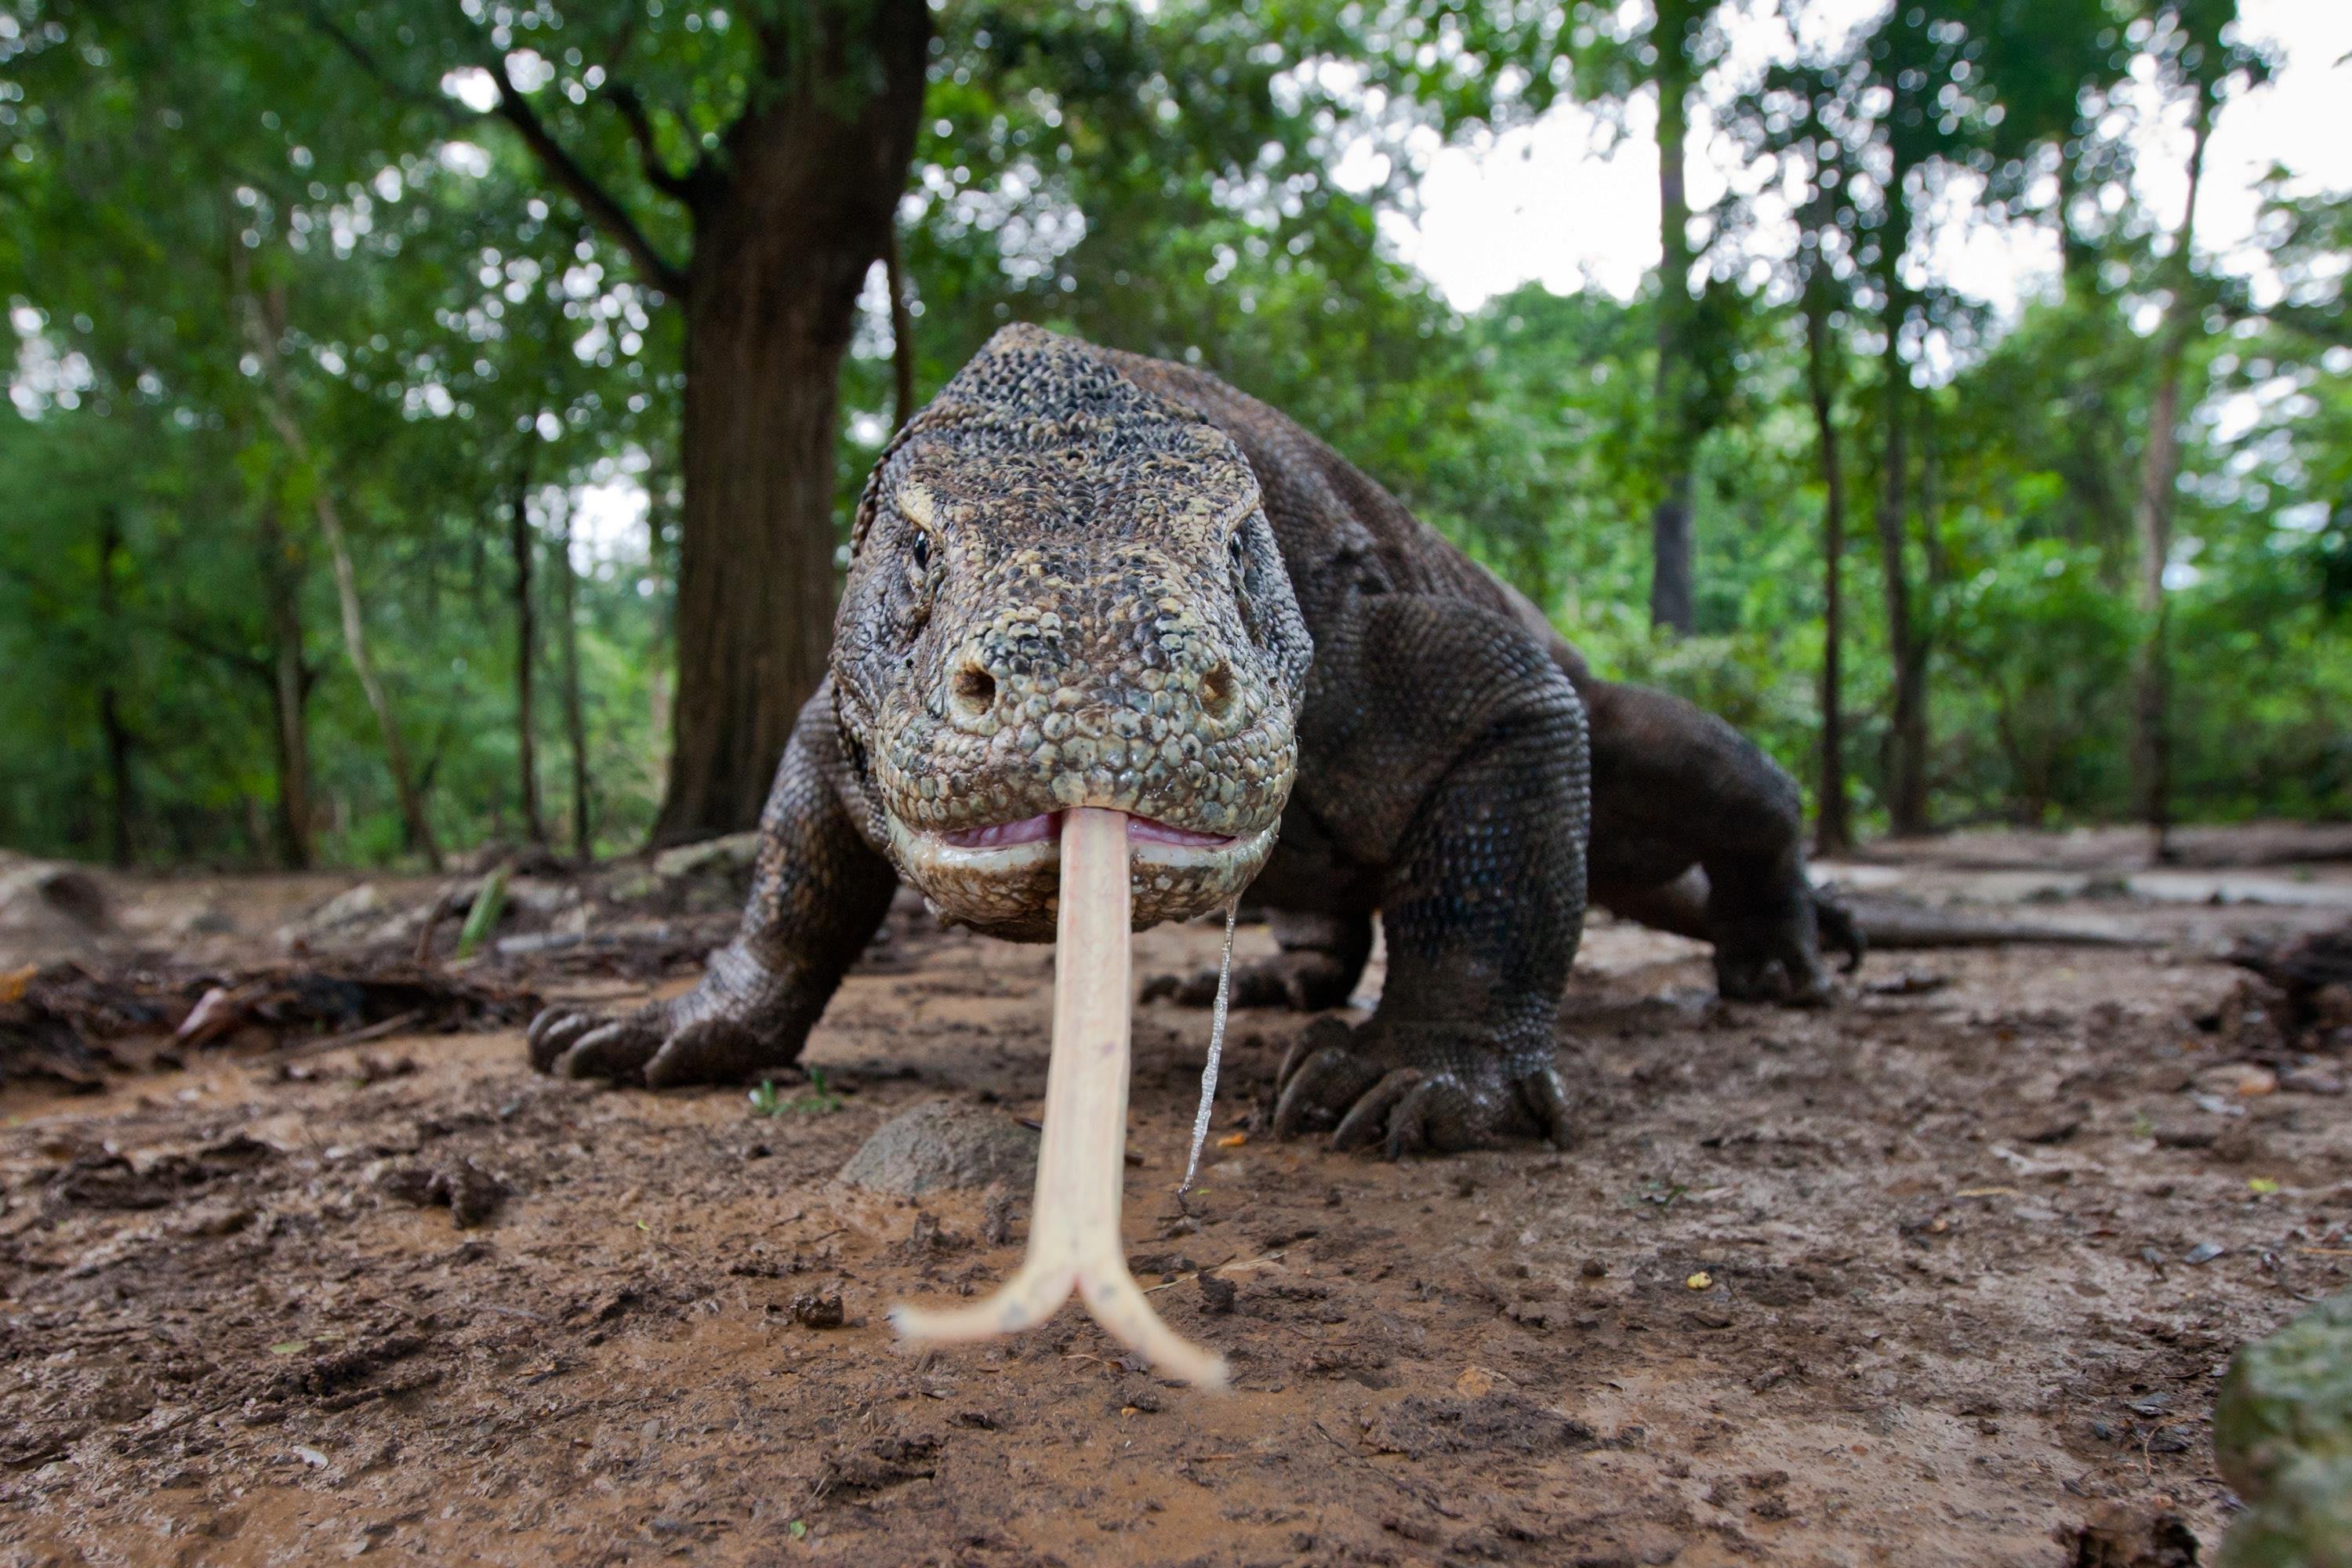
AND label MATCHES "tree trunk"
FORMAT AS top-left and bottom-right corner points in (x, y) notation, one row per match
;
(1646, 0), (1698, 636)
(1803, 292), (1851, 856)
(554, 499), (593, 862)
(314, 478), (441, 868)
(885, 222), (917, 432)
(509, 463), (548, 847)
(256, 498), (315, 869)
(1876, 375), (1927, 836)
(241, 293), (441, 868)
(1875, 153), (1929, 837)
(649, 1), (930, 844)
(1917, 394), (1945, 804)
(2132, 93), (2212, 864)
(94, 508), (137, 867)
